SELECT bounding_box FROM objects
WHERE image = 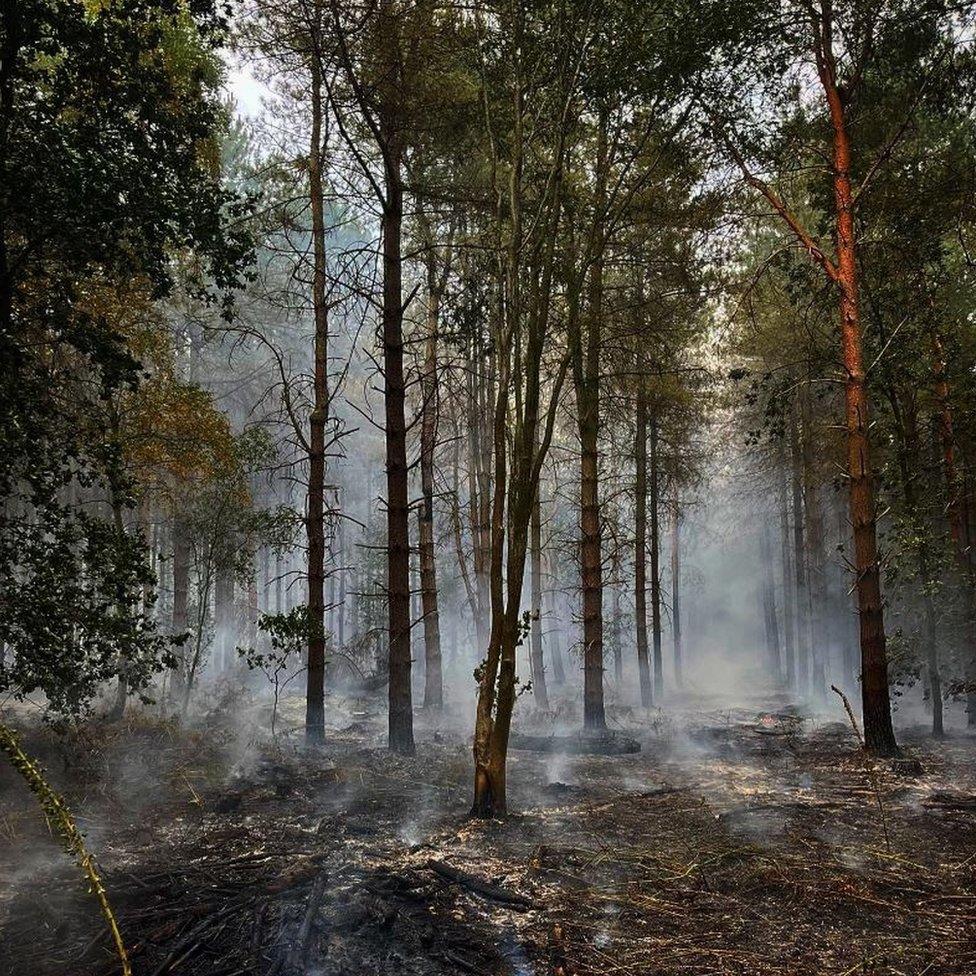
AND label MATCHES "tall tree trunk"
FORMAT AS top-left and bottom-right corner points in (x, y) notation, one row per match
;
(579, 381), (604, 728)
(545, 554), (566, 687)
(381, 125), (414, 755)
(777, 443), (796, 688)
(670, 494), (682, 688)
(634, 374), (652, 707)
(759, 521), (781, 679)
(650, 416), (663, 699)
(419, 263), (443, 710)
(577, 106), (608, 731)
(305, 46), (328, 745)
(336, 516), (345, 649)
(789, 405), (810, 693)
(800, 386), (826, 697)
(612, 581), (623, 685)
(823, 63), (898, 755)
(467, 334), (493, 659)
